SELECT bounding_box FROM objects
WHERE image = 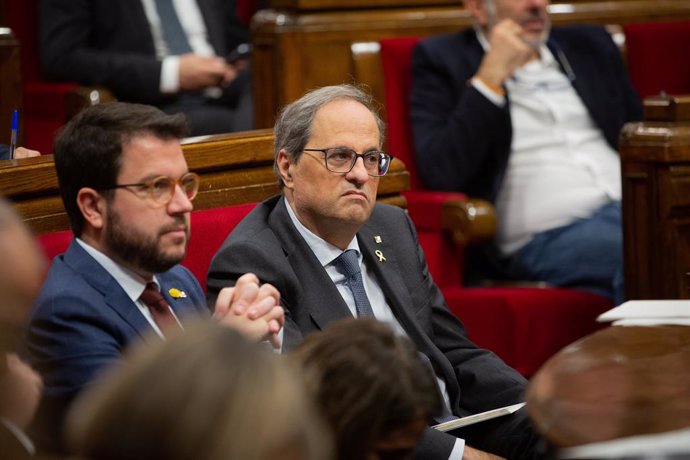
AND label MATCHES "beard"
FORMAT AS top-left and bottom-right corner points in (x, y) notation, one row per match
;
(485, 0), (551, 49)
(104, 208), (189, 275)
